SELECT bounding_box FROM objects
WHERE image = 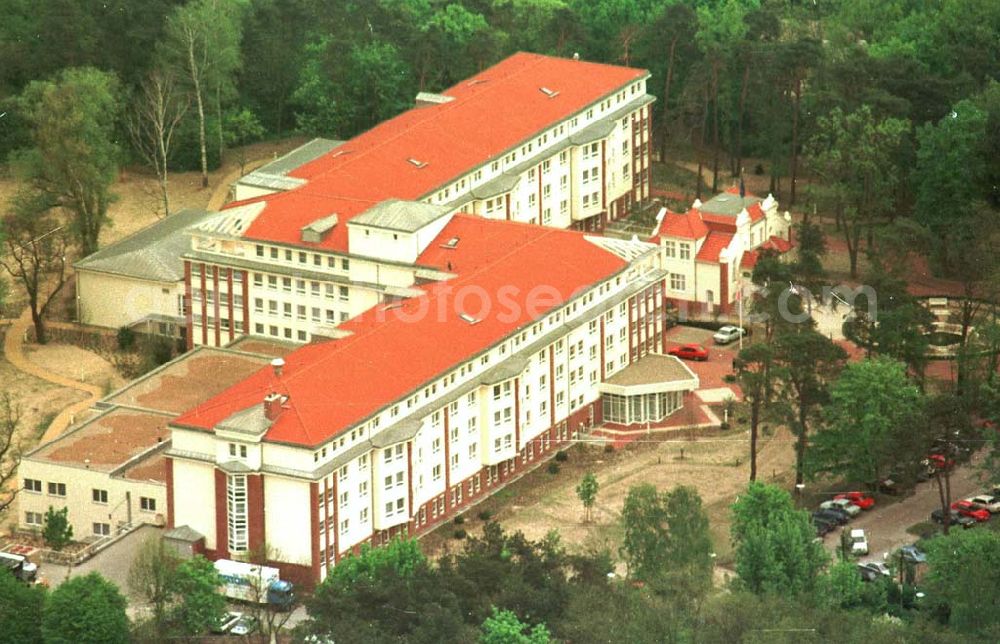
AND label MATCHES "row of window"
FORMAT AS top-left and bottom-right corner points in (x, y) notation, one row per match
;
(254, 245), (350, 273)
(253, 299), (348, 324)
(252, 273), (349, 301)
(23, 479), (156, 510)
